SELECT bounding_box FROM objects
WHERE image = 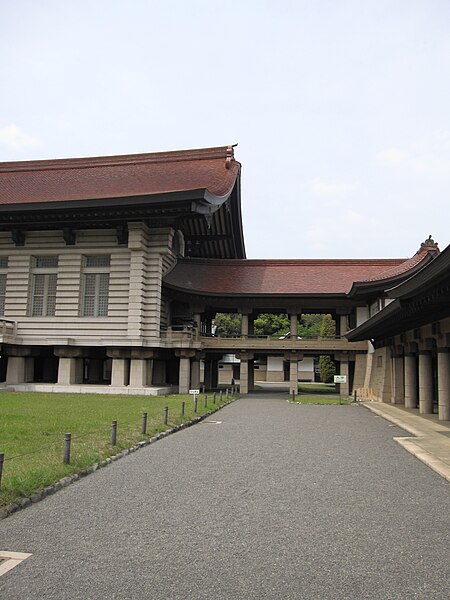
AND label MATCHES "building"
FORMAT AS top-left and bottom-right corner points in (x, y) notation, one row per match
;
(0, 146), (447, 419)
